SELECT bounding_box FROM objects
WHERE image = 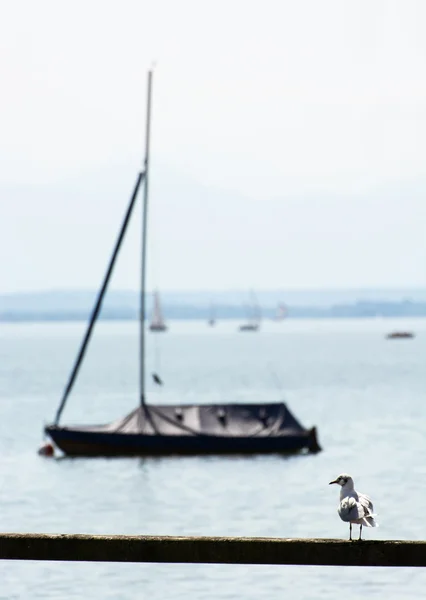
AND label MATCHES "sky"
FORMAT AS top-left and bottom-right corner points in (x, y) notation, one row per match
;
(1, 0), (425, 294)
